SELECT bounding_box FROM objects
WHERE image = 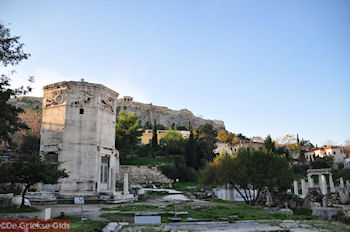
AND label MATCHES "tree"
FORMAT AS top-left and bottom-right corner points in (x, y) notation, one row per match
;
(115, 110), (142, 159)
(19, 135), (40, 155)
(264, 135), (276, 152)
(310, 156), (333, 169)
(0, 154), (68, 207)
(185, 122), (196, 168)
(152, 118), (158, 150)
(160, 128), (185, 155)
(200, 148), (293, 205)
(184, 124), (218, 169)
(0, 24), (33, 148)
(194, 124), (217, 159)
